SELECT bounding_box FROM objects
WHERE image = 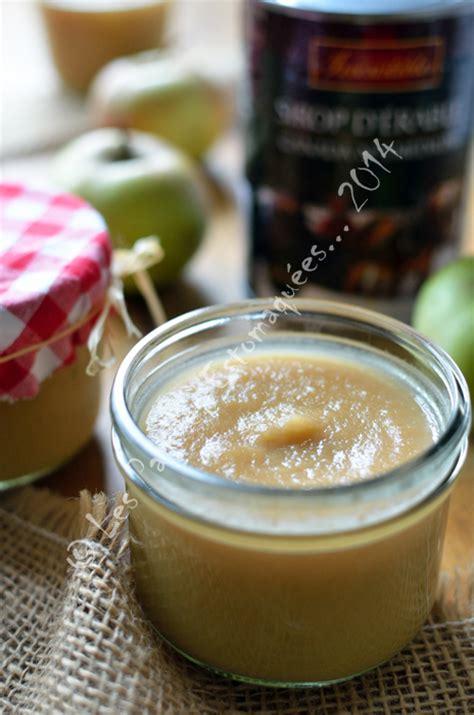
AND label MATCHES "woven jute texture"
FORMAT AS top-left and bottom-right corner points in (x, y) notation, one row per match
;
(1, 487), (473, 715)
